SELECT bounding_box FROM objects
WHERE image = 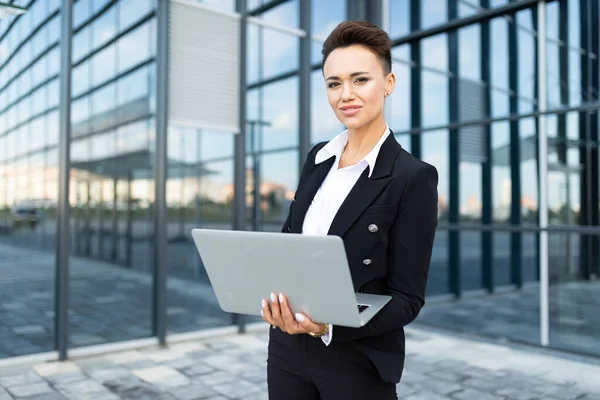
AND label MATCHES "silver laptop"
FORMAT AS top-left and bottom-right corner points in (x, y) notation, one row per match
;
(191, 228), (391, 328)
